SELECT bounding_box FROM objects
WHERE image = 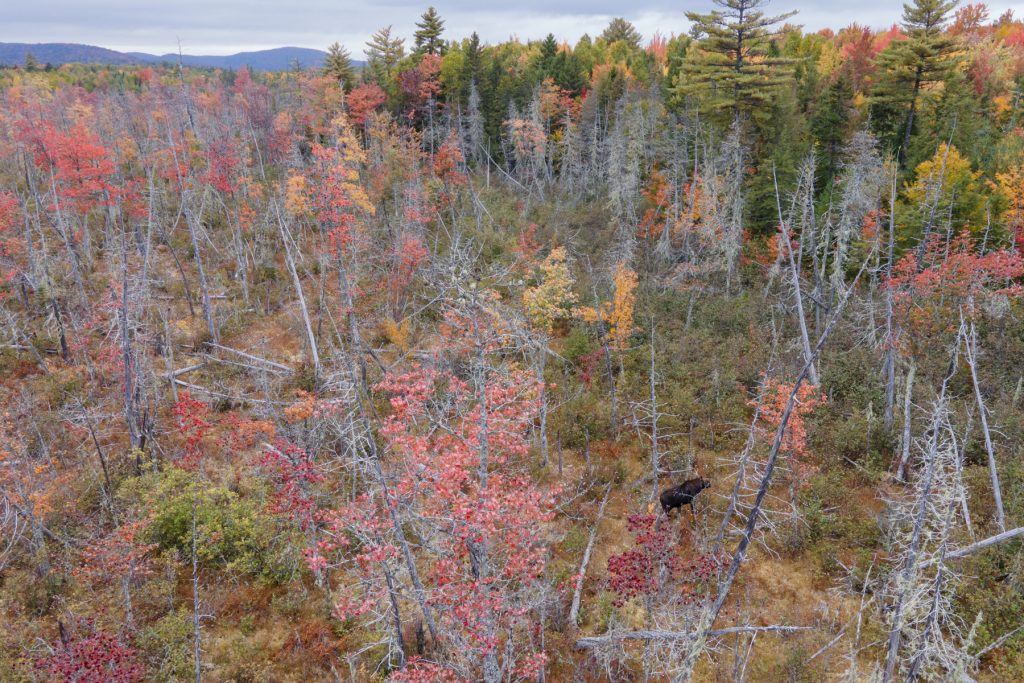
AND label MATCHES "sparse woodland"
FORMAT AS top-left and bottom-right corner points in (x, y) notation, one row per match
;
(3, 0), (1024, 680)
